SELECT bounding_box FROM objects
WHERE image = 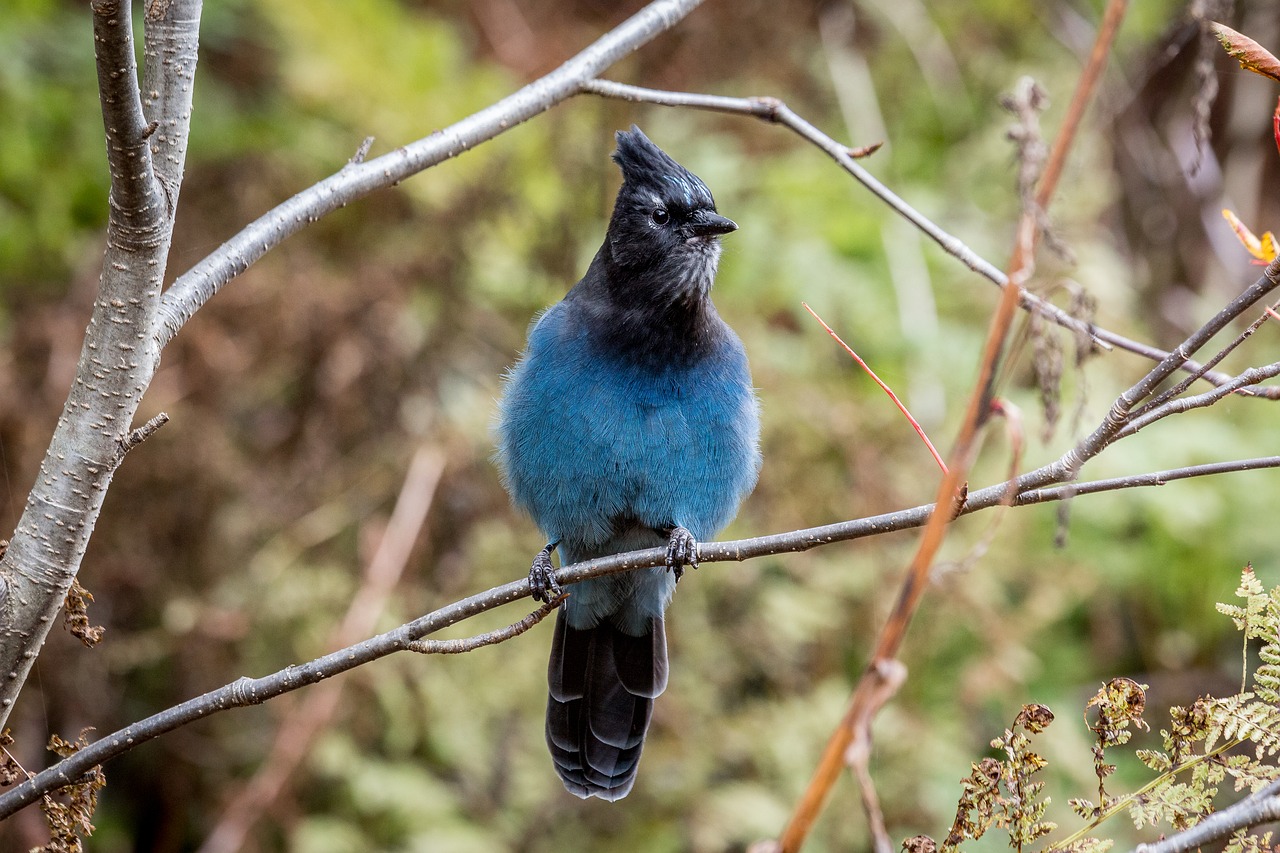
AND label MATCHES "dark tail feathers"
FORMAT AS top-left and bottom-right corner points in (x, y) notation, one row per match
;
(545, 610), (668, 800)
